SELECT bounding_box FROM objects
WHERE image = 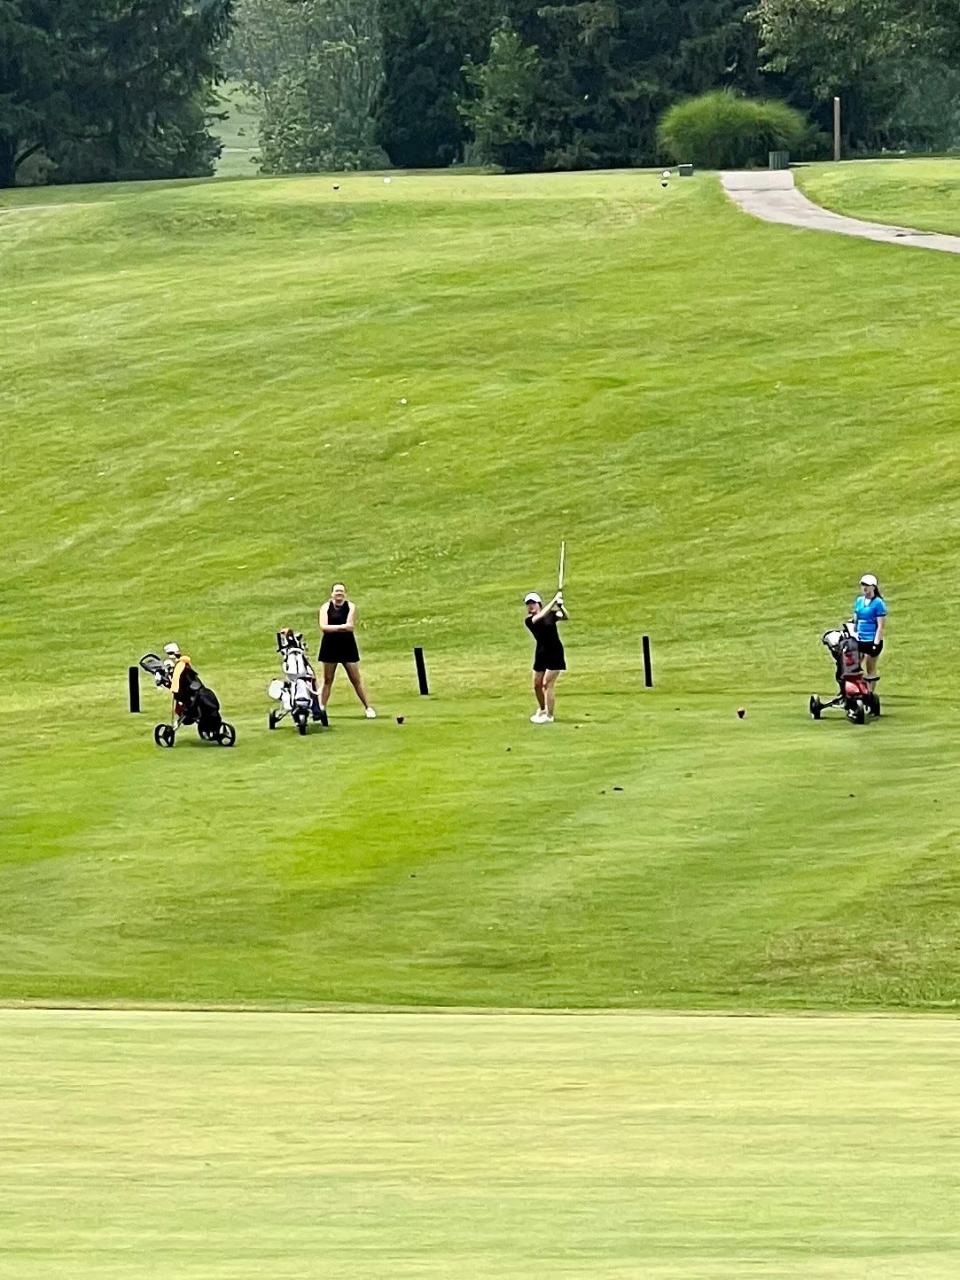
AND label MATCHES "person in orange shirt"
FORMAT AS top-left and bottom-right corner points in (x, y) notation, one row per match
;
(164, 642), (200, 718)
